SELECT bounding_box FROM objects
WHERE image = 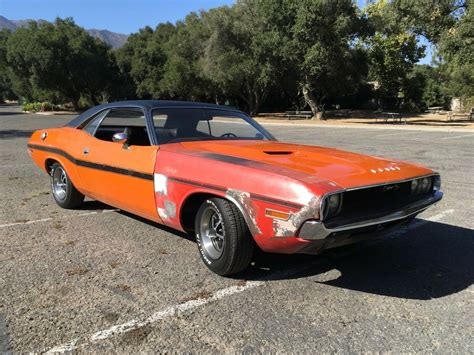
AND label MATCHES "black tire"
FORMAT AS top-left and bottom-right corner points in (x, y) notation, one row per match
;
(50, 162), (84, 209)
(195, 197), (254, 276)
